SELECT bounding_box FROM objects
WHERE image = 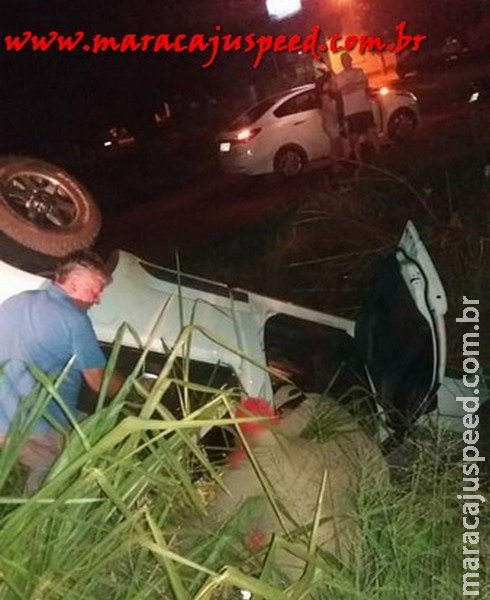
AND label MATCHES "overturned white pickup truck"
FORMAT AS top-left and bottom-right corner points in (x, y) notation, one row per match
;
(0, 220), (471, 442)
